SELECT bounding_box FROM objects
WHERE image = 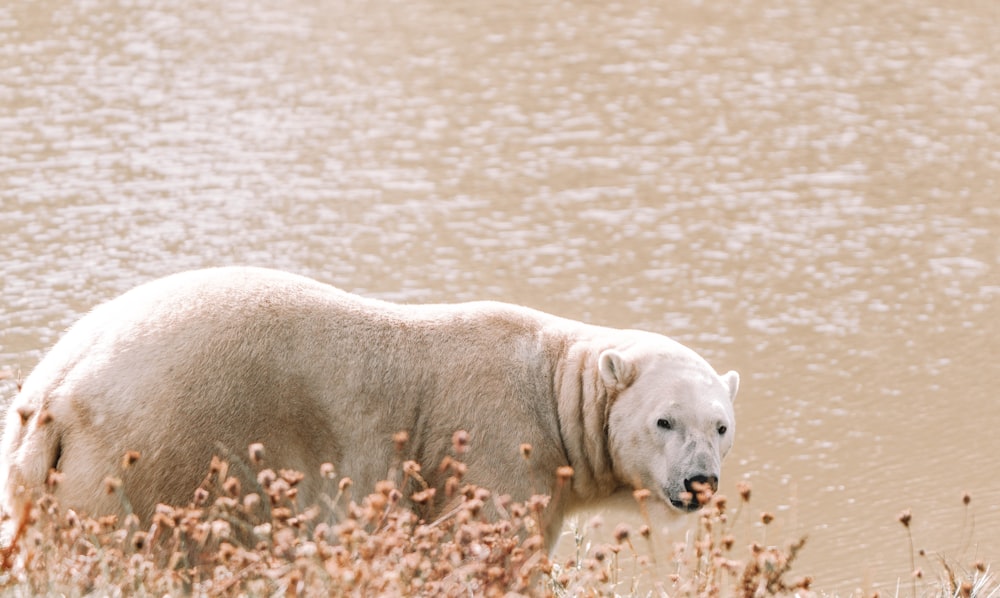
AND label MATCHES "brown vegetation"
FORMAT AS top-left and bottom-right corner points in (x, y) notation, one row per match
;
(0, 435), (992, 597)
